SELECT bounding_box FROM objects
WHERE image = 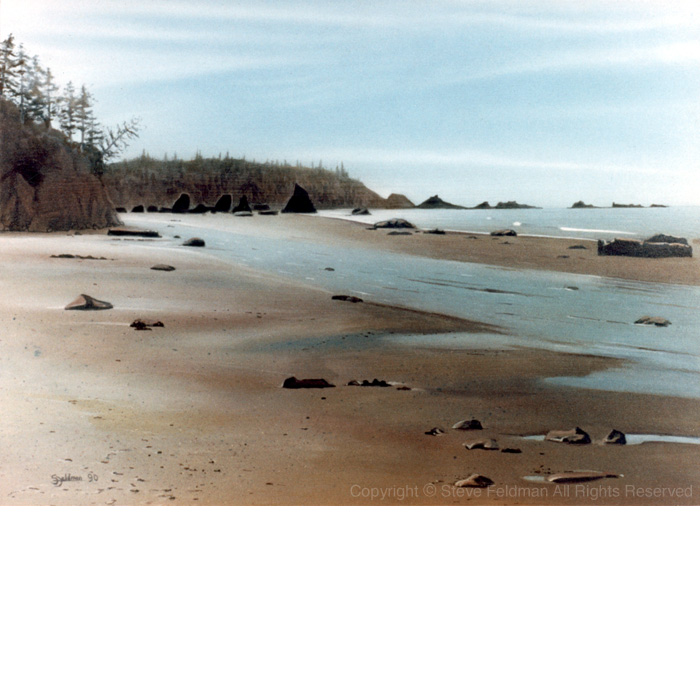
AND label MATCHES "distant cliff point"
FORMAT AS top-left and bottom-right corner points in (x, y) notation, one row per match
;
(103, 155), (412, 211)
